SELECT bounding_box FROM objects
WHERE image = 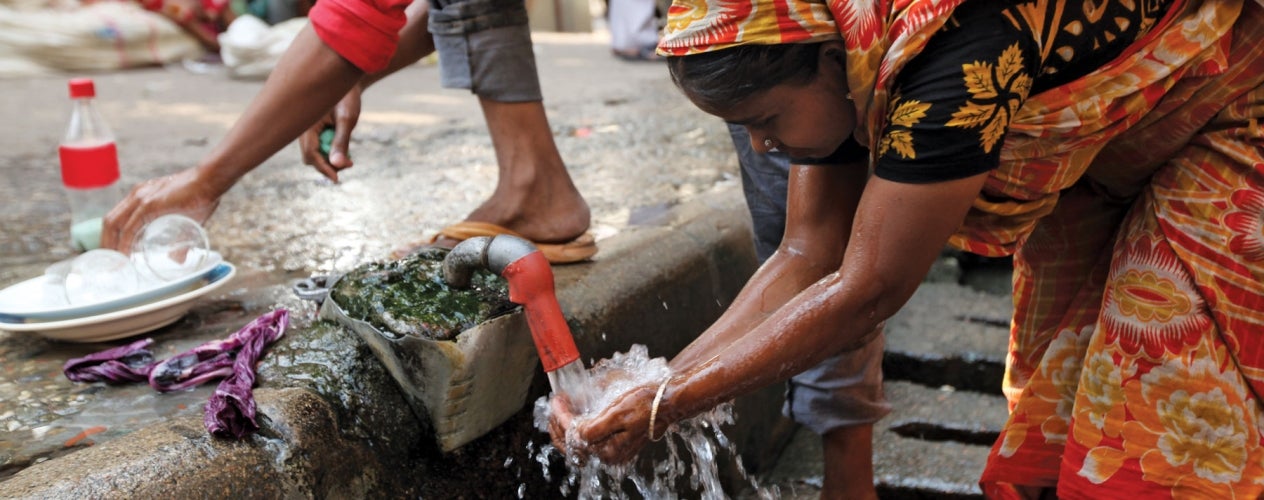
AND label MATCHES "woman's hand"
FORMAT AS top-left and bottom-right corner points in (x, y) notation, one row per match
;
(101, 168), (221, 254)
(547, 394), (580, 455)
(298, 86), (362, 183)
(568, 384), (659, 464)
